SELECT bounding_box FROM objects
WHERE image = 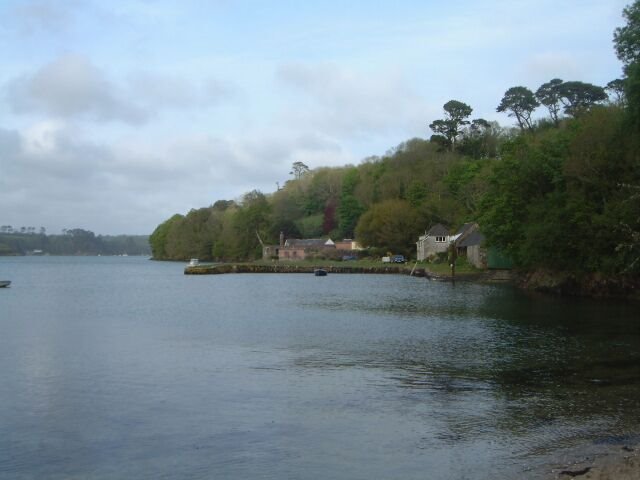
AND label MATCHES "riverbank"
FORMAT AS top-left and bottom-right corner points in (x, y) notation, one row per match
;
(547, 443), (640, 479)
(183, 261), (509, 282)
(518, 270), (640, 300)
(182, 261), (640, 299)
